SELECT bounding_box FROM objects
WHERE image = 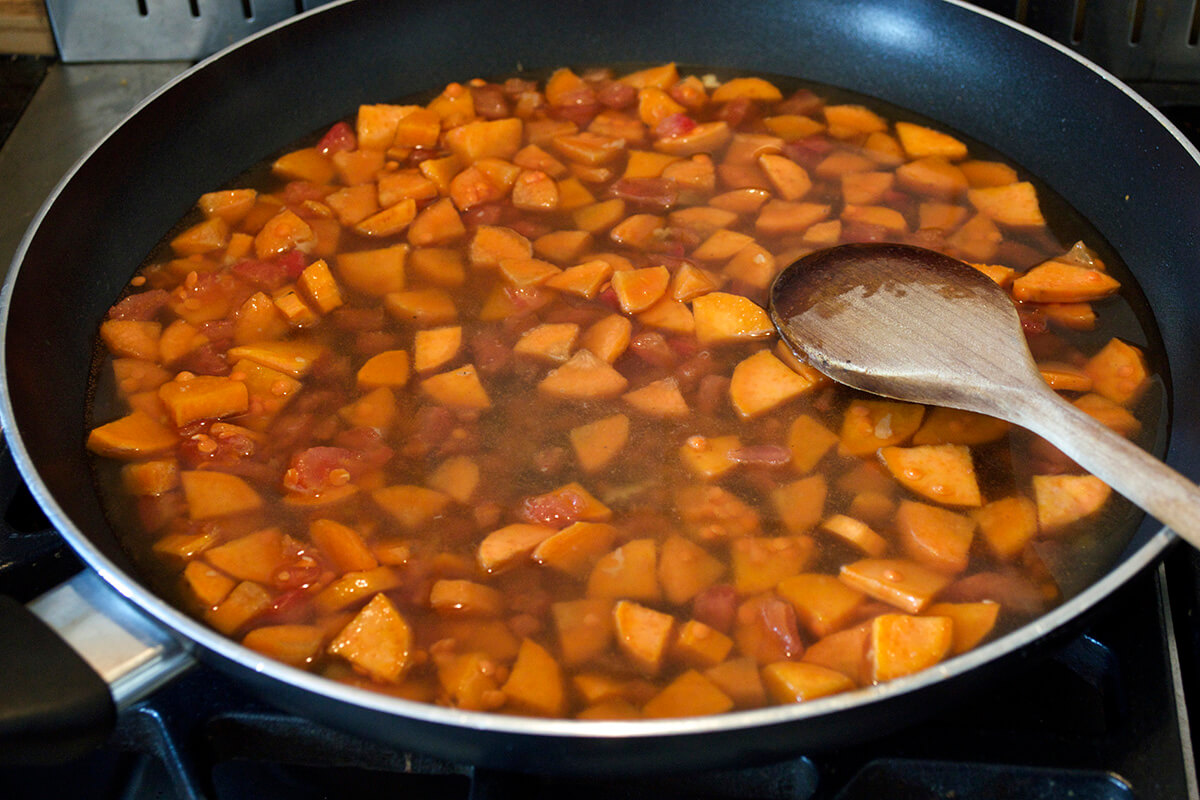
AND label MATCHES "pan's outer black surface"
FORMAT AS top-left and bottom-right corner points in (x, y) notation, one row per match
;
(2, 0), (1197, 774)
